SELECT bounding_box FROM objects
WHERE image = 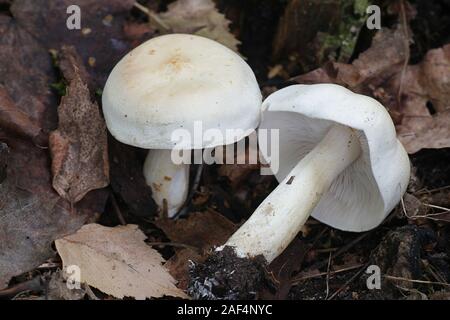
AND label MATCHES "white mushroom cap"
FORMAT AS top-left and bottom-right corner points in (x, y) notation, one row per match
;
(102, 34), (262, 149)
(260, 84), (410, 232)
